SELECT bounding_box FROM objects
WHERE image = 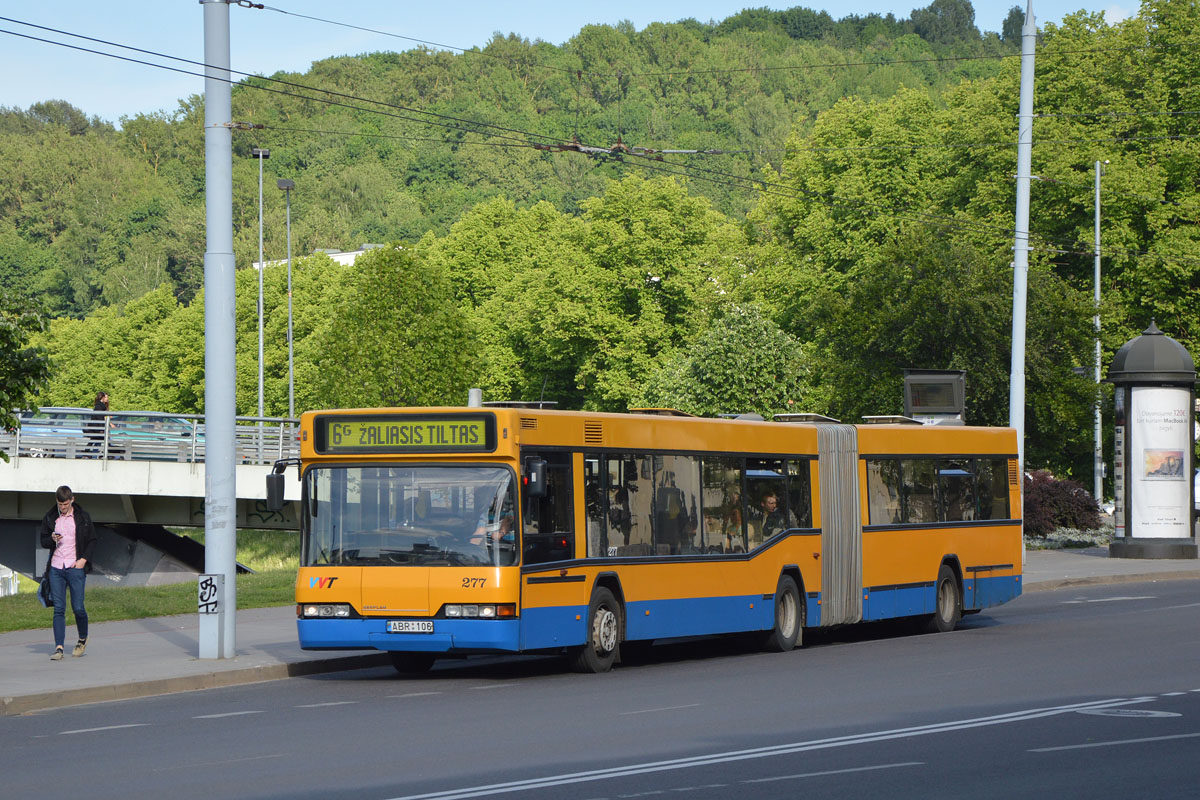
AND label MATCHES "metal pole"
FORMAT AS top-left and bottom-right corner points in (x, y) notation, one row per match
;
(1094, 161), (1105, 504)
(256, 152), (265, 421)
(201, 0), (237, 659)
(286, 186), (294, 419)
(1008, 0), (1036, 474)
